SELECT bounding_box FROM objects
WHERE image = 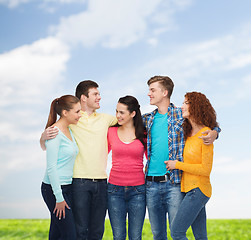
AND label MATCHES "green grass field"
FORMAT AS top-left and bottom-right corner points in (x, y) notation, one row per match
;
(0, 219), (250, 239)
